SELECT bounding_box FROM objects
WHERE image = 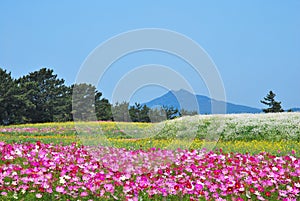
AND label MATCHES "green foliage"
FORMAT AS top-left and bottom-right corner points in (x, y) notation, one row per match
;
(179, 108), (198, 116)
(261, 90), (284, 113)
(128, 103), (151, 122)
(95, 94), (112, 121)
(162, 105), (180, 119)
(16, 68), (72, 123)
(0, 67), (184, 125)
(72, 83), (112, 121)
(112, 103), (182, 123)
(0, 68), (22, 125)
(0, 67), (115, 125)
(148, 107), (167, 122)
(112, 101), (131, 122)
